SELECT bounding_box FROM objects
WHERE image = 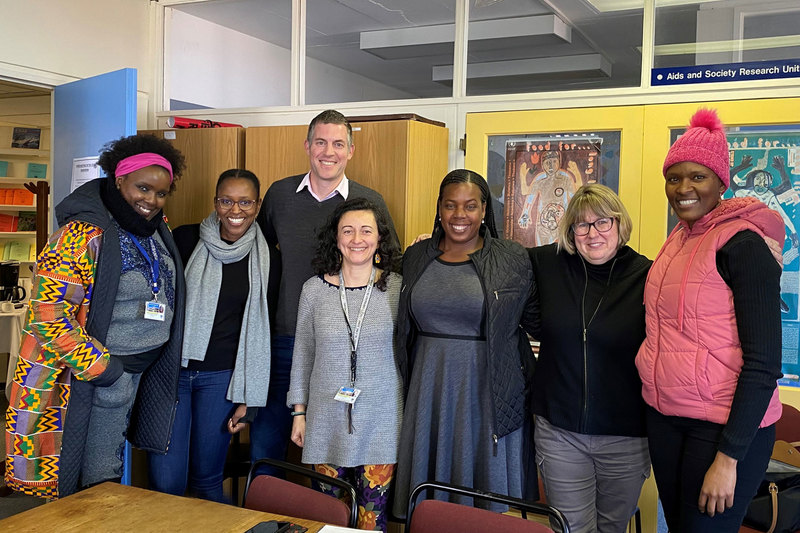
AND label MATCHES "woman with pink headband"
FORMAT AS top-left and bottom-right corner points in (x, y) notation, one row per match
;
(5, 134), (187, 499)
